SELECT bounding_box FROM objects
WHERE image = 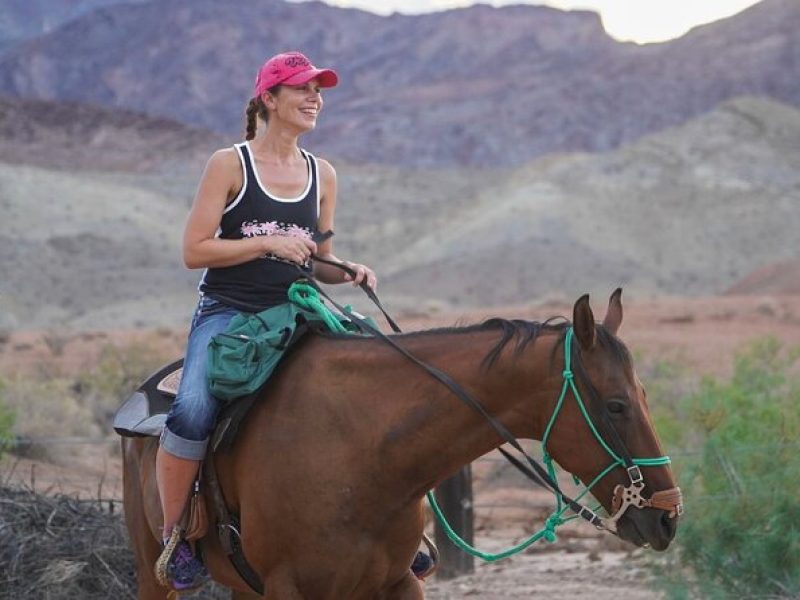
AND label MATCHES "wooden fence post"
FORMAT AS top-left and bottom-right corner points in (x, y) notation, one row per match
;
(433, 465), (474, 579)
